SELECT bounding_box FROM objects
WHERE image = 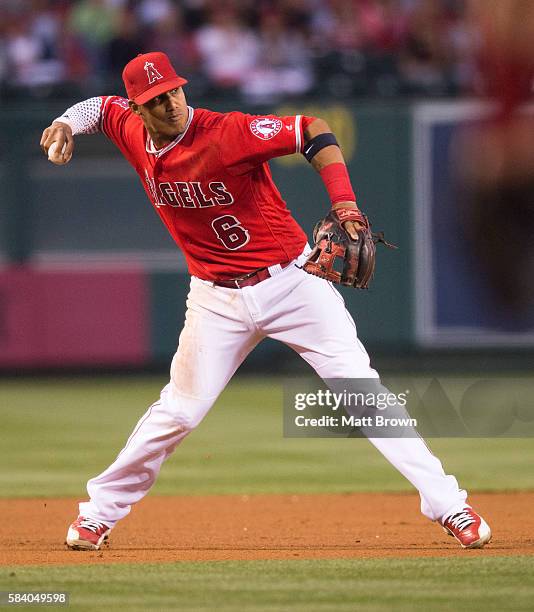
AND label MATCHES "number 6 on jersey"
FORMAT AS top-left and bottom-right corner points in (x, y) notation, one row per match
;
(211, 215), (250, 250)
